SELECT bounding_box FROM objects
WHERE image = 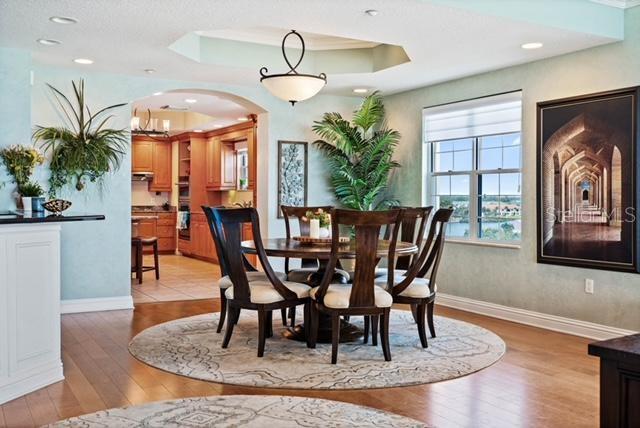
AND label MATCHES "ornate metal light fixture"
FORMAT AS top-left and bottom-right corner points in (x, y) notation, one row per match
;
(260, 30), (327, 105)
(131, 108), (169, 140)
